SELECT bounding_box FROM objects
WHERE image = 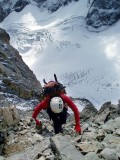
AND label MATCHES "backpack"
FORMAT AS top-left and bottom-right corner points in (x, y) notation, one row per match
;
(42, 74), (66, 98)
